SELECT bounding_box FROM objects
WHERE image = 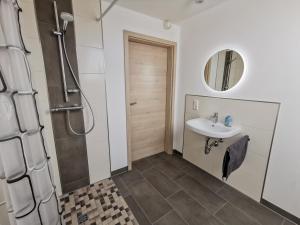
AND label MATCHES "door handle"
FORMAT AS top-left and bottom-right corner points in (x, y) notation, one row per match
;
(130, 102), (137, 106)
